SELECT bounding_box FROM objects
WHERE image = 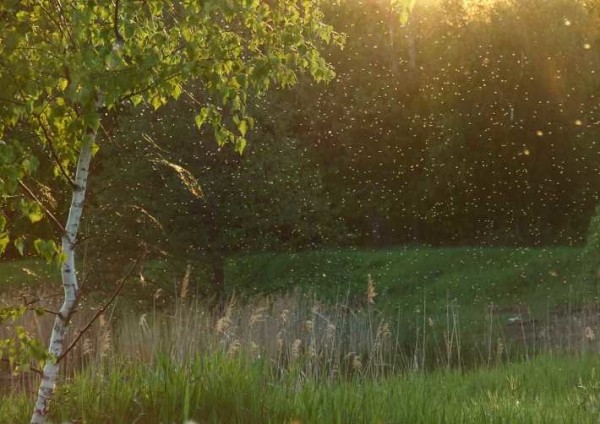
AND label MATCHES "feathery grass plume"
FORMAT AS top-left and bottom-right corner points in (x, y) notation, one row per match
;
(367, 274), (377, 305)
(226, 294), (238, 313)
(308, 341), (317, 359)
(277, 330), (285, 355)
(250, 341), (260, 358)
(228, 339), (241, 356)
(377, 321), (391, 340)
(352, 353), (363, 371)
(98, 314), (112, 357)
(138, 270), (148, 287)
(215, 315), (232, 335)
(496, 338), (504, 362)
(249, 307), (266, 327)
(291, 339), (302, 361)
(216, 295), (237, 335)
(20, 268), (40, 278)
(153, 157), (203, 198)
(99, 314), (107, 330)
(279, 309), (289, 325)
(139, 314), (151, 334)
(325, 323), (336, 341)
(585, 326), (595, 341)
(82, 338), (93, 357)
